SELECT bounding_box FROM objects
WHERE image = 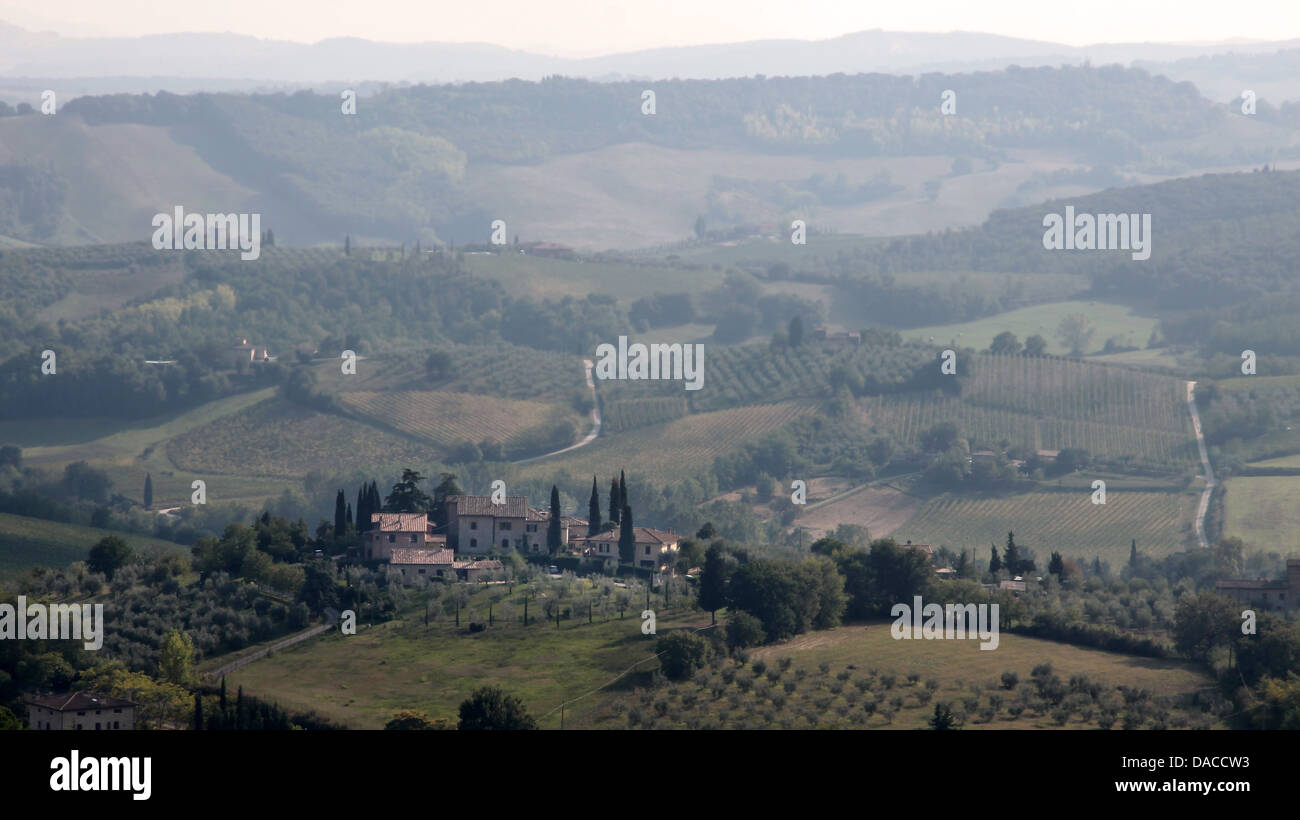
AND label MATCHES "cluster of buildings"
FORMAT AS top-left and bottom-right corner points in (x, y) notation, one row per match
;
(361, 493), (681, 584)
